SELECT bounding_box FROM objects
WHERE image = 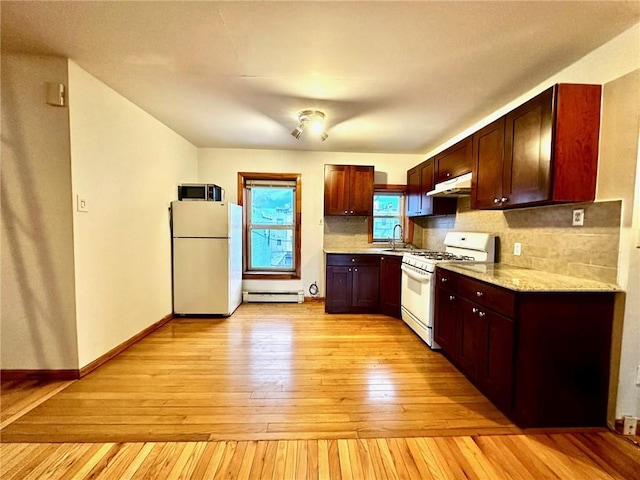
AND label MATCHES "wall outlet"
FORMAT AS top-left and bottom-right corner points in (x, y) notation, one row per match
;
(572, 208), (584, 226)
(623, 416), (638, 436)
(513, 242), (522, 256)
